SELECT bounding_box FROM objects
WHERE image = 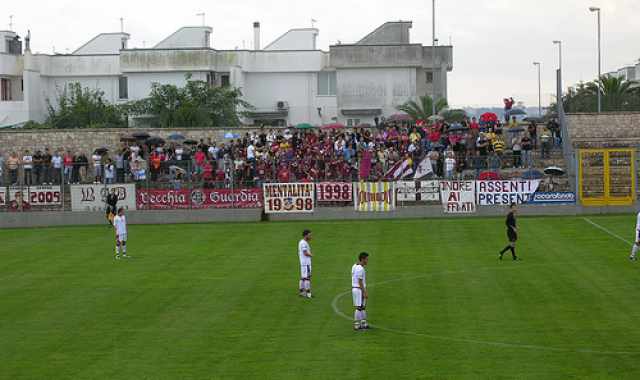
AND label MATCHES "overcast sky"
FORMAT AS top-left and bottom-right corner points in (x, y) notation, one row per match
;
(7, 0), (640, 107)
